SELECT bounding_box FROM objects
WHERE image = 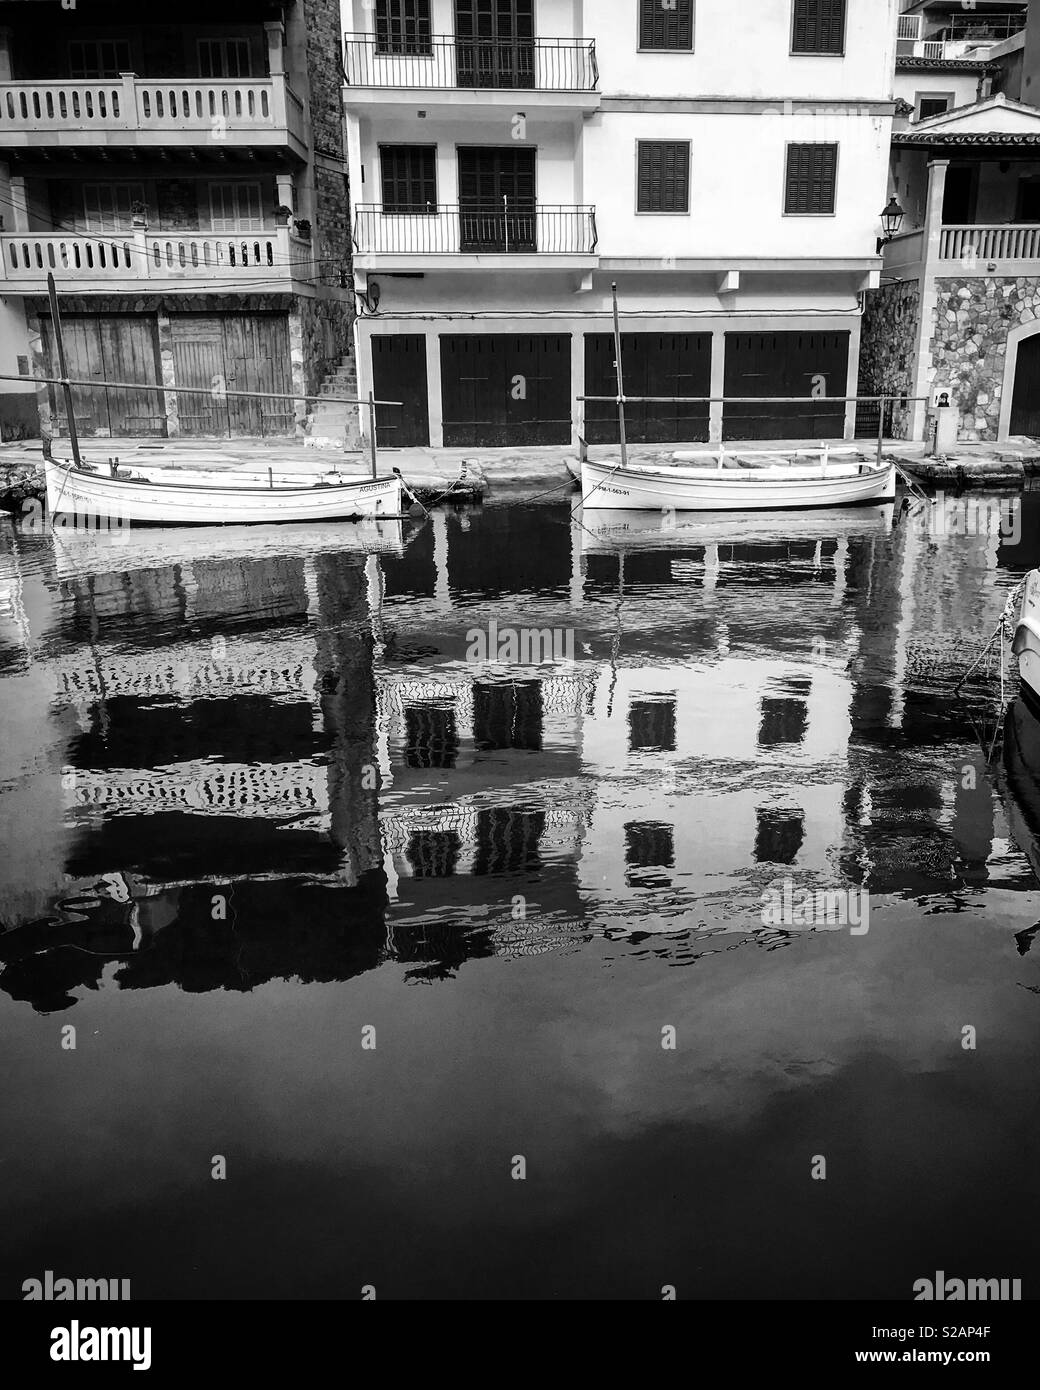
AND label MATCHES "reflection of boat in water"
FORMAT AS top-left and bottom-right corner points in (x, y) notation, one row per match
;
(999, 697), (1040, 944)
(45, 456), (403, 526)
(578, 503), (895, 554)
(48, 517), (409, 580)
